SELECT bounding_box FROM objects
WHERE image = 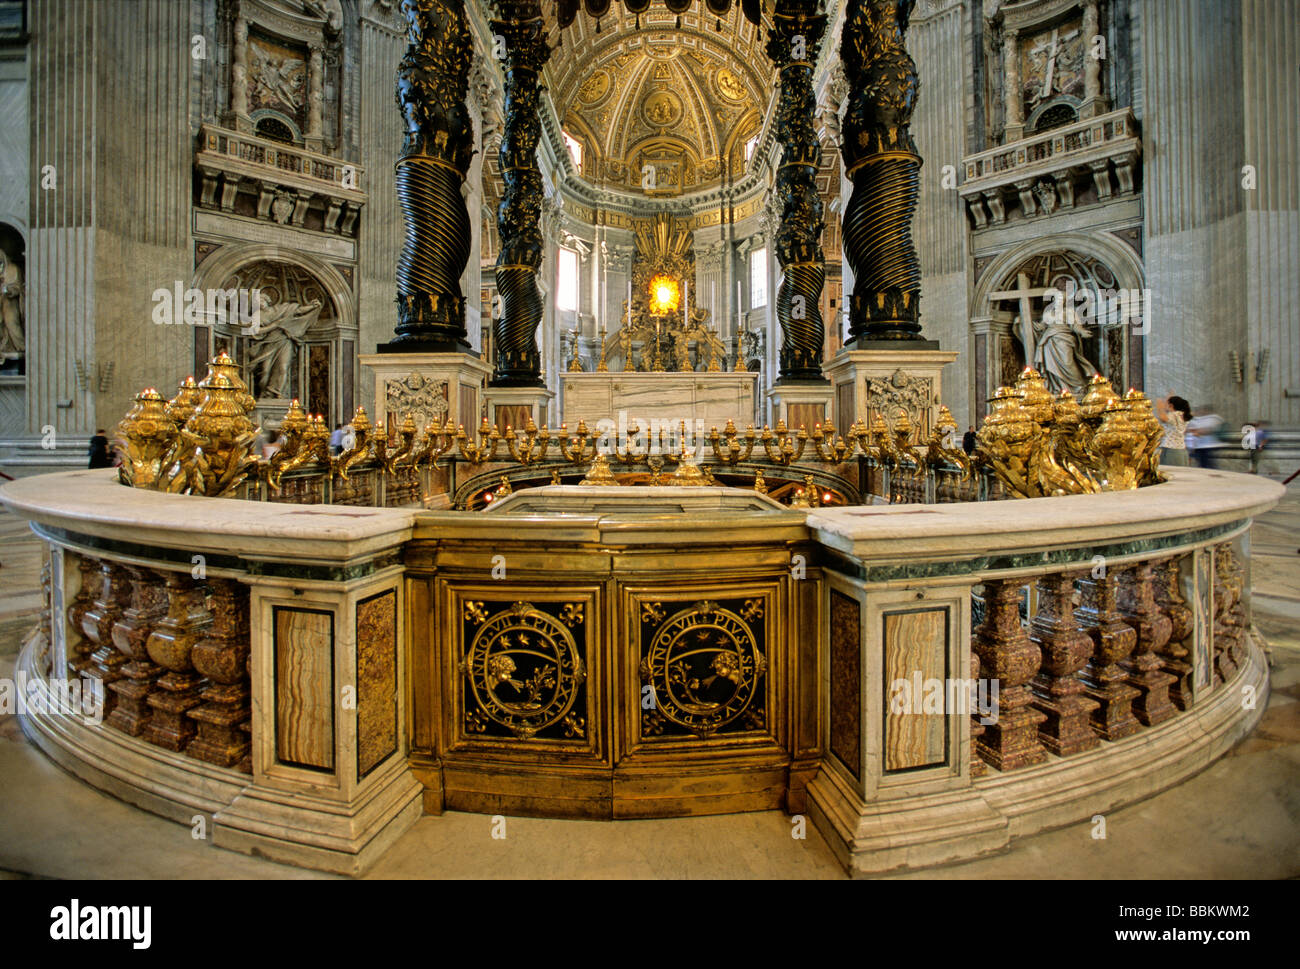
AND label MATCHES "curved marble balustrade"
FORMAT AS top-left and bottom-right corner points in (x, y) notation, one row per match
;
(0, 467), (1282, 875)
